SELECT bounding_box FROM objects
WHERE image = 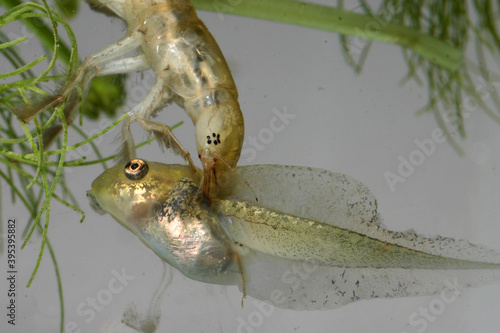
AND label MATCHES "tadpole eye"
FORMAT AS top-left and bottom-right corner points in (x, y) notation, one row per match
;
(124, 159), (149, 180)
